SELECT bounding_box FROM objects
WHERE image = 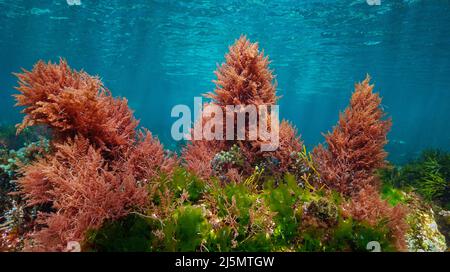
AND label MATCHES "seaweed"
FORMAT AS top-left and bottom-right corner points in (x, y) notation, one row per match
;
(162, 205), (210, 252)
(1, 38), (425, 252)
(380, 149), (449, 205)
(84, 169), (404, 252)
(84, 214), (153, 252)
(314, 76), (391, 197)
(12, 60), (175, 251)
(182, 36), (304, 179)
